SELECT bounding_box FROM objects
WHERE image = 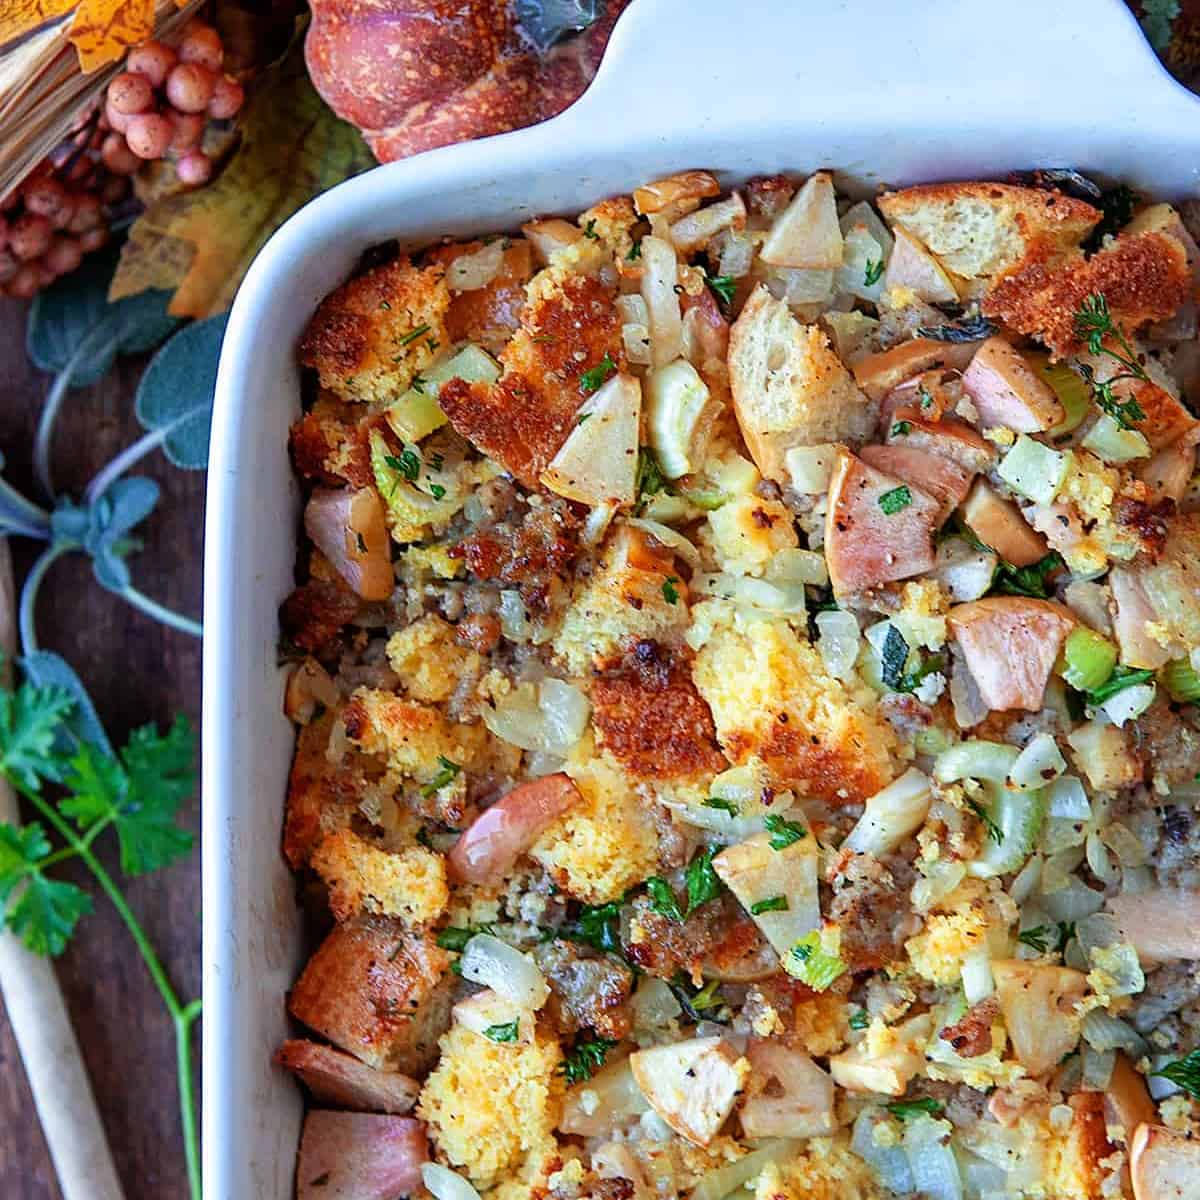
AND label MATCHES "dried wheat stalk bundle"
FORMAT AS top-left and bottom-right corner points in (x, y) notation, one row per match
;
(0, 0), (205, 199)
